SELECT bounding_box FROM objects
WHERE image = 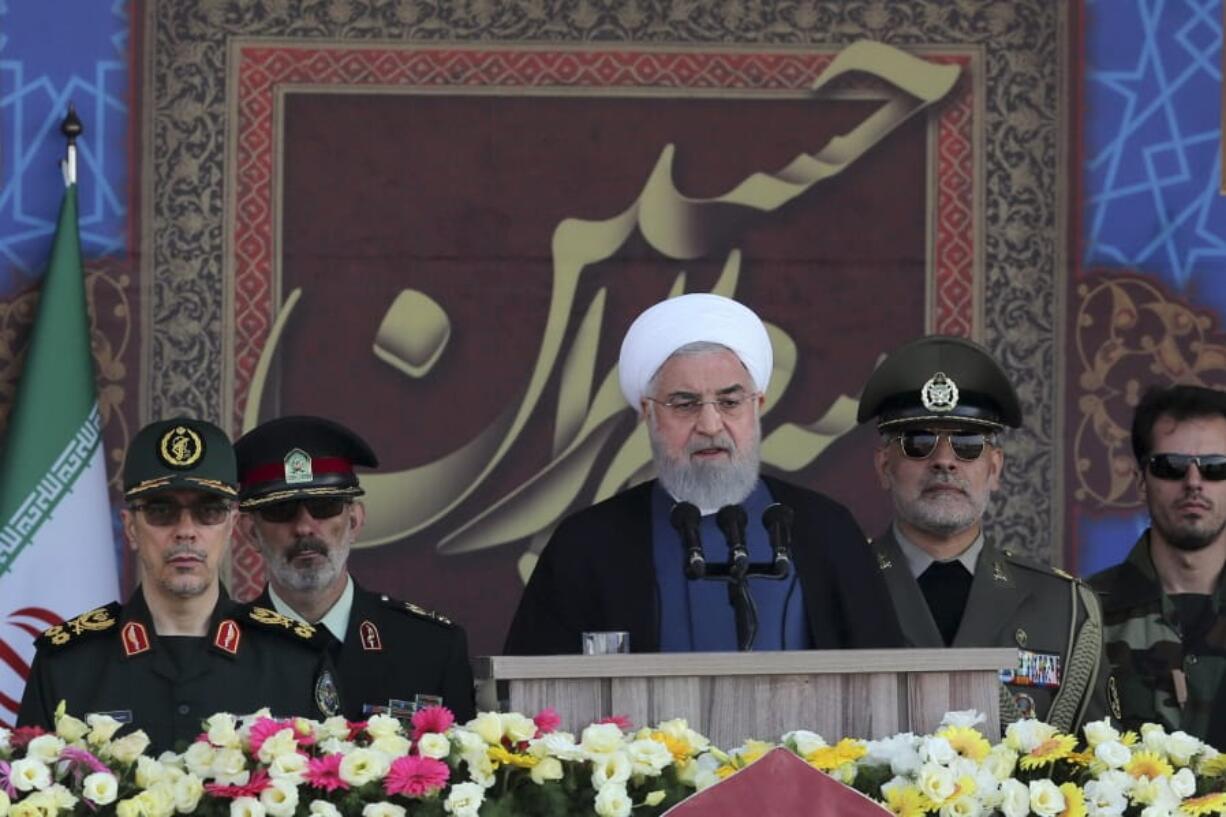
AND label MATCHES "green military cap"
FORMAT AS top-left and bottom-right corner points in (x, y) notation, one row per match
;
(123, 417), (238, 500)
(234, 416), (378, 509)
(857, 335), (1022, 430)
